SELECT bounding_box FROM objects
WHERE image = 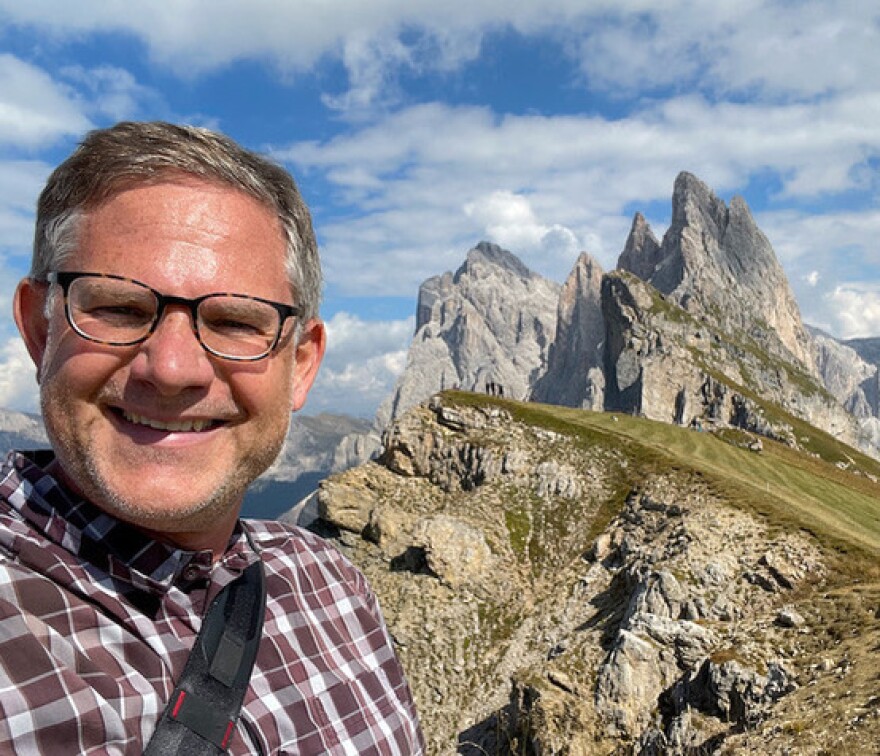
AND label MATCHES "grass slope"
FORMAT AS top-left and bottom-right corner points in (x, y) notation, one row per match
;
(446, 390), (880, 572)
